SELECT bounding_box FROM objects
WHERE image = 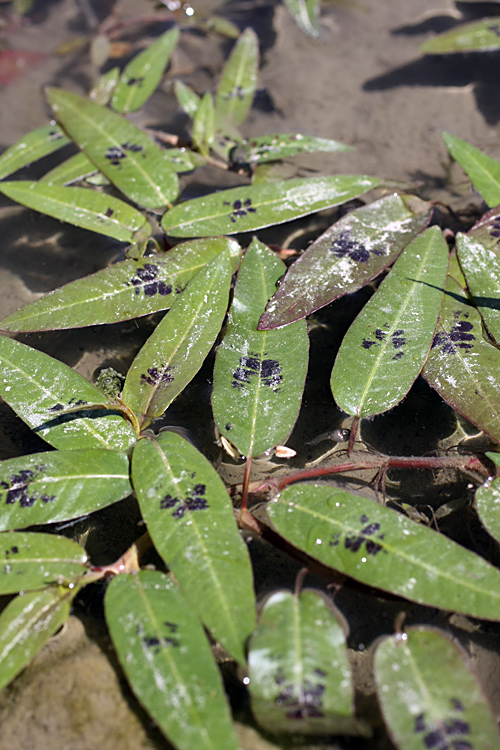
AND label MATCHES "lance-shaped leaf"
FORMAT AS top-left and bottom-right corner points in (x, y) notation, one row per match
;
(212, 239), (308, 457)
(267, 483), (500, 621)
(443, 132), (500, 207)
(131, 432), (255, 664)
(0, 449), (132, 532)
(89, 66), (120, 105)
(40, 152), (99, 185)
(374, 627), (500, 750)
(0, 181), (148, 243)
(164, 147), (206, 173)
(174, 80), (200, 118)
(248, 589), (358, 735)
(475, 468), (500, 547)
(122, 251), (231, 426)
(0, 237), (241, 332)
(192, 93), (215, 158)
(162, 174), (382, 237)
(284, 0), (321, 38)
(233, 132), (353, 167)
(215, 28), (258, 131)
(111, 28), (179, 113)
(331, 225), (448, 418)
(422, 274), (500, 442)
(456, 232), (500, 344)
(467, 204), (500, 260)
(46, 87), (179, 208)
(0, 336), (137, 451)
(422, 18), (500, 54)
(0, 586), (74, 692)
(259, 194), (432, 329)
(105, 570), (240, 750)
(0, 123), (70, 180)
(0, 531), (88, 594)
